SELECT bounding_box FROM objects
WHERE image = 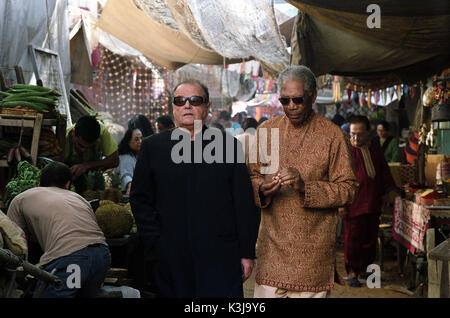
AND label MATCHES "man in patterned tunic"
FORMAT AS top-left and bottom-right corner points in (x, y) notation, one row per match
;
(248, 65), (359, 298)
